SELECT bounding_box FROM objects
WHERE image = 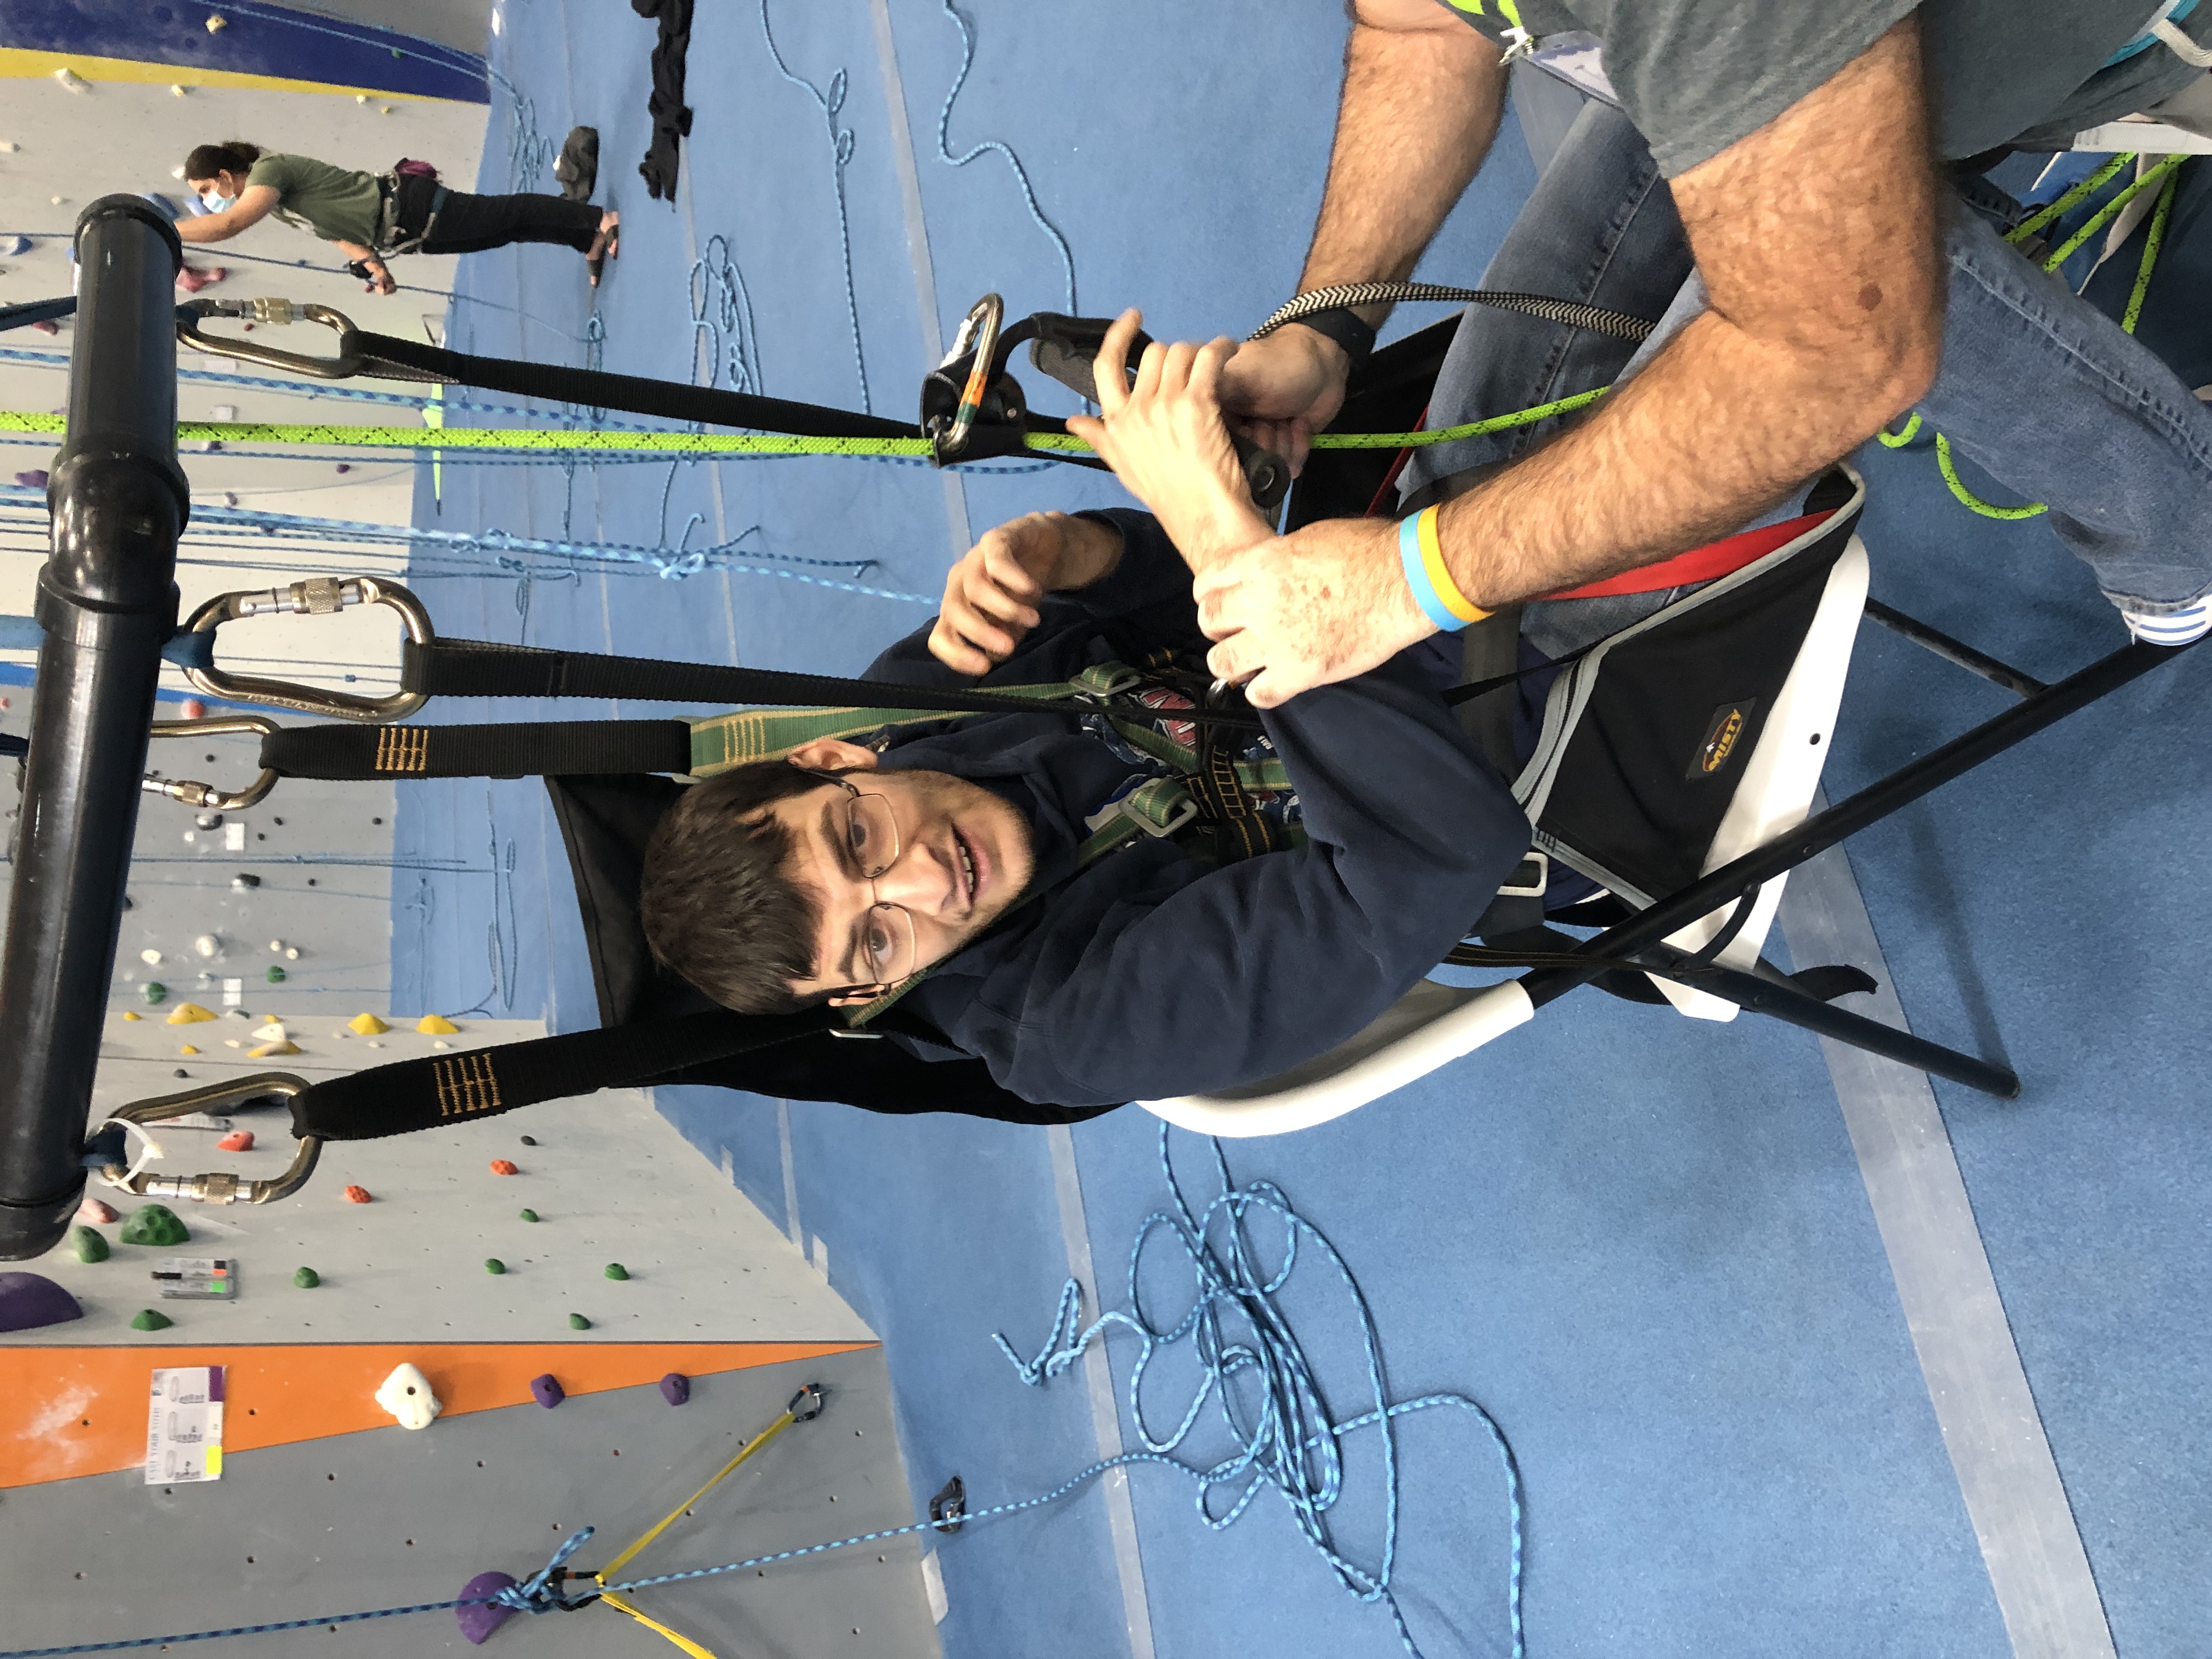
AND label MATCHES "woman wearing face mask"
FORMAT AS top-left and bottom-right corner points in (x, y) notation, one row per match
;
(175, 140), (619, 294)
